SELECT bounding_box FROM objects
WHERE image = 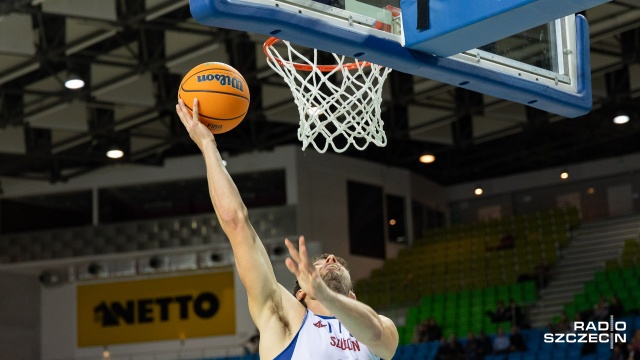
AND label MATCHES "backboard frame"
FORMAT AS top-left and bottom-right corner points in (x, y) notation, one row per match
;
(190, 0), (592, 117)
